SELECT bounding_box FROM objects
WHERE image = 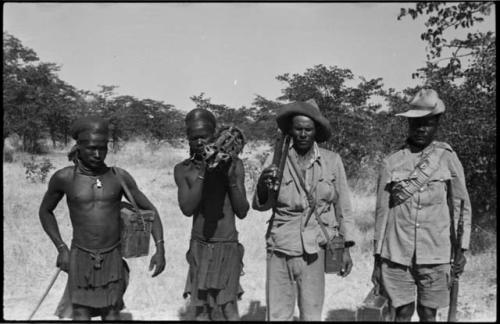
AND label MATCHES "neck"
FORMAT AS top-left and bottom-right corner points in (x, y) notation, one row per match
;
(294, 144), (314, 157)
(75, 158), (108, 176)
(407, 138), (433, 153)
